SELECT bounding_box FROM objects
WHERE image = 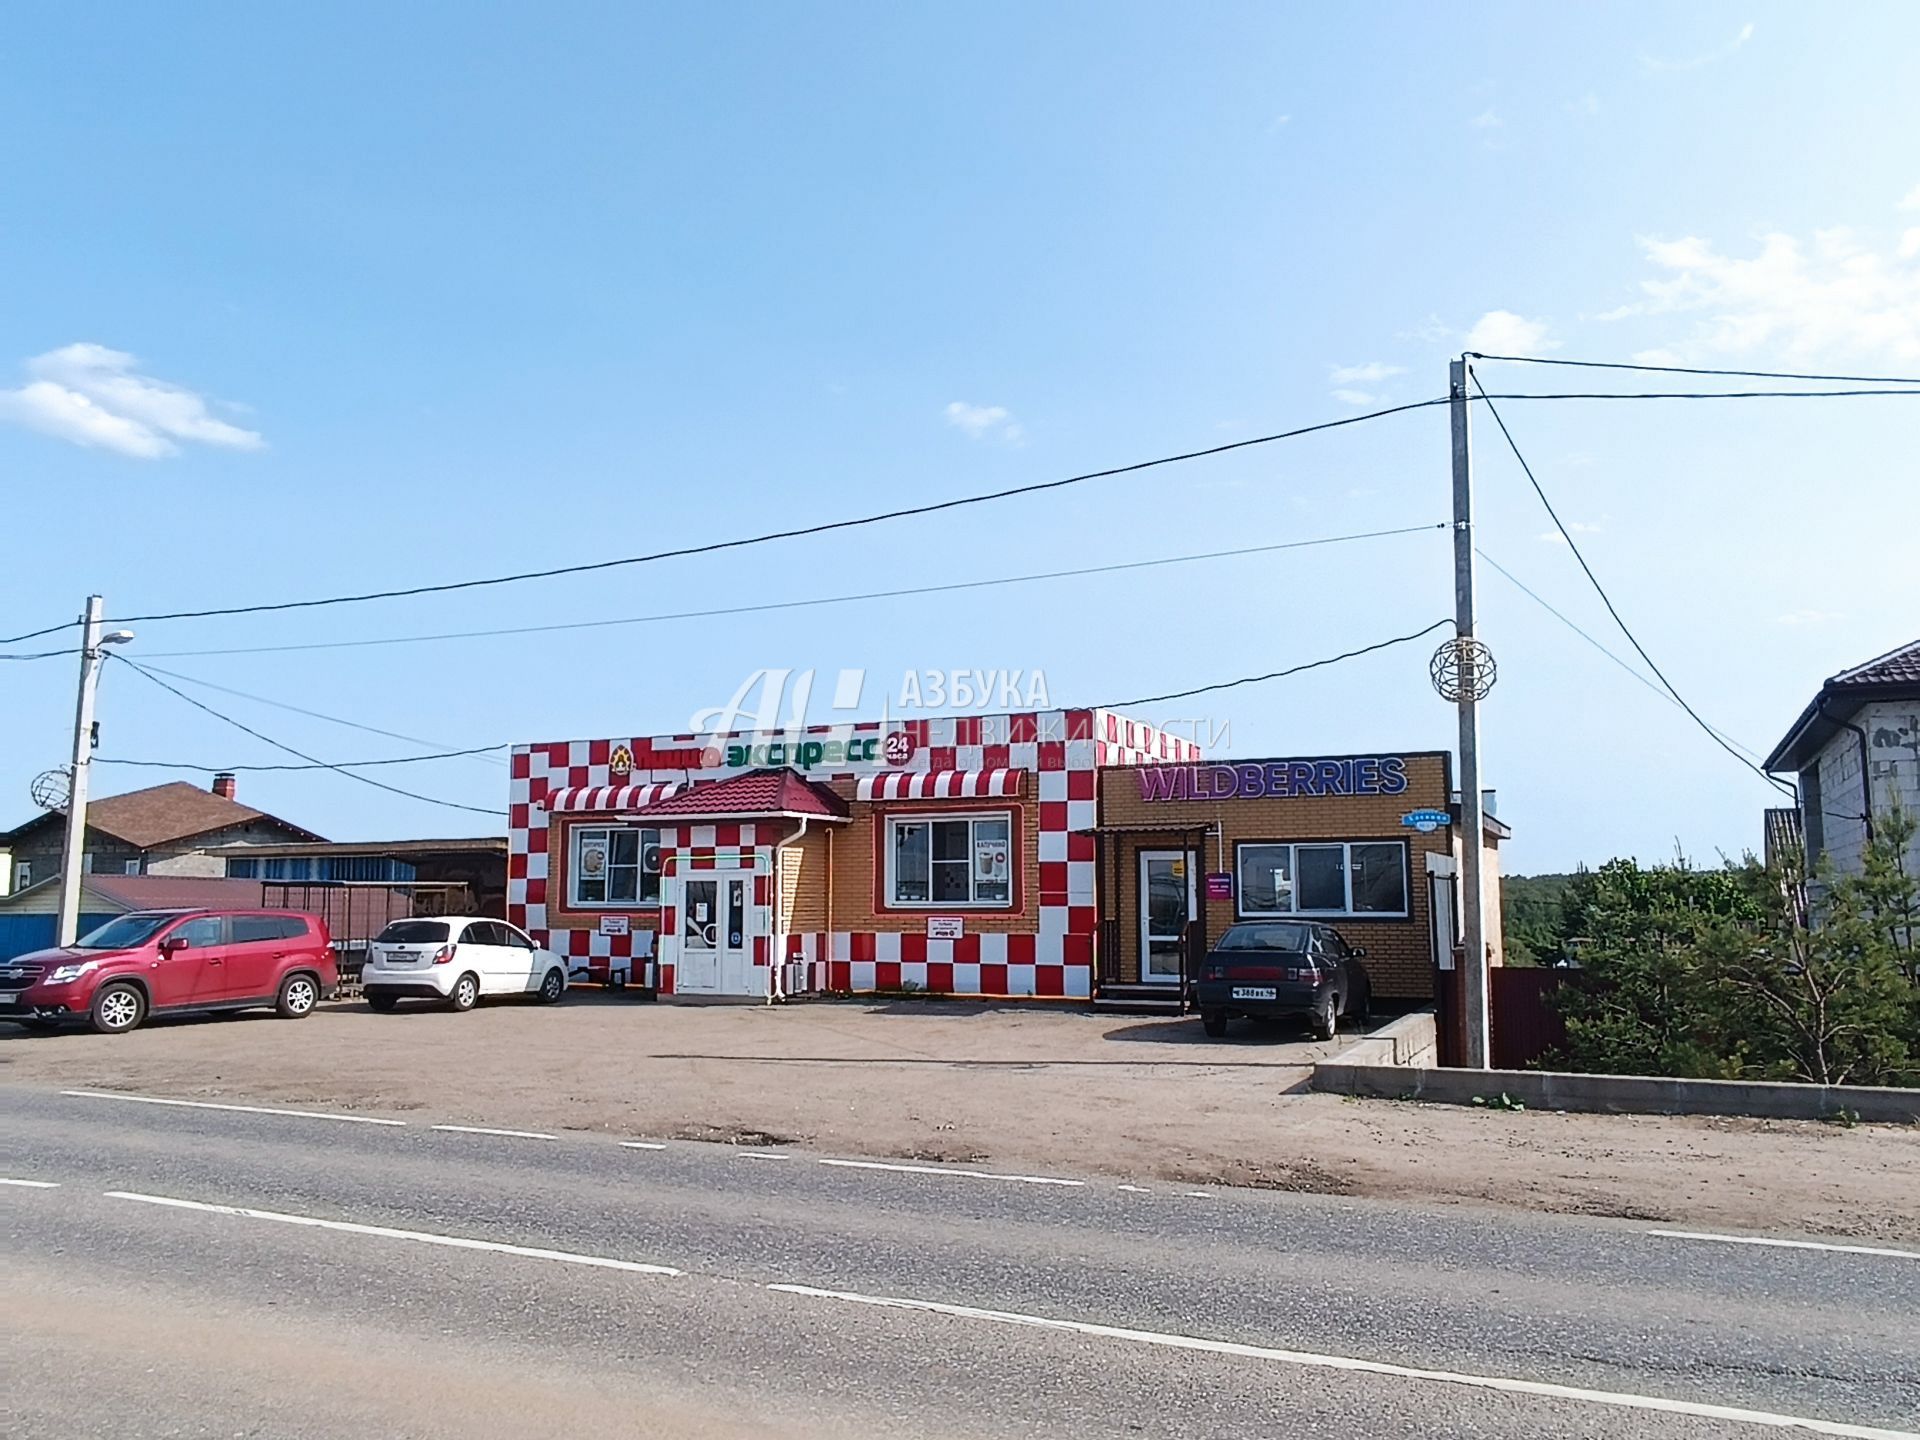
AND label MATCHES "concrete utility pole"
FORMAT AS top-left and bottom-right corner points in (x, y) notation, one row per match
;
(53, 597), (135, 946)
(1450, 359), (1492, 1069)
